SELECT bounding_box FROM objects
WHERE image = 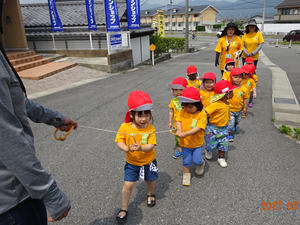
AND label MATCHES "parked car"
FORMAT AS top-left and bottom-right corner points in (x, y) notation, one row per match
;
(283, 30), (300, 42)
(217, 30), (223, 38)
